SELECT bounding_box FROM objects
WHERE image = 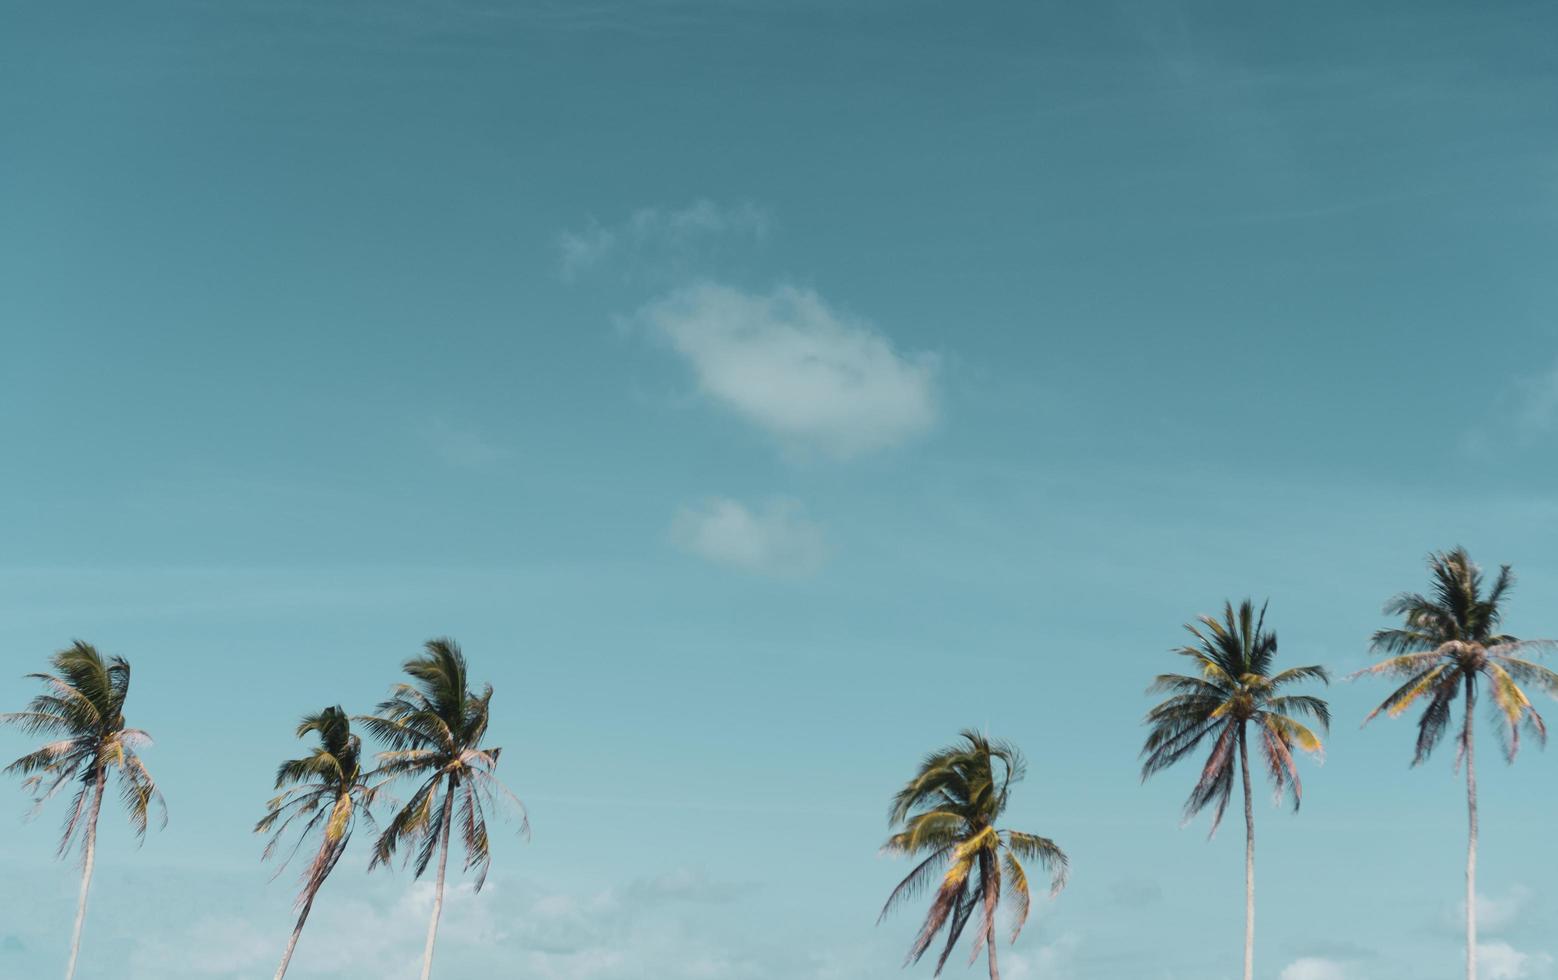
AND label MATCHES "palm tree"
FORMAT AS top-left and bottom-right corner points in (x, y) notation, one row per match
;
(358, 638), (528, 980)
(1355, 548), (1558, 980)
(1140, 599), (1330, 980)
(1, 641), (166, 980)
(256, 706), (379, 980)
(878, 730), (1068, 980)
